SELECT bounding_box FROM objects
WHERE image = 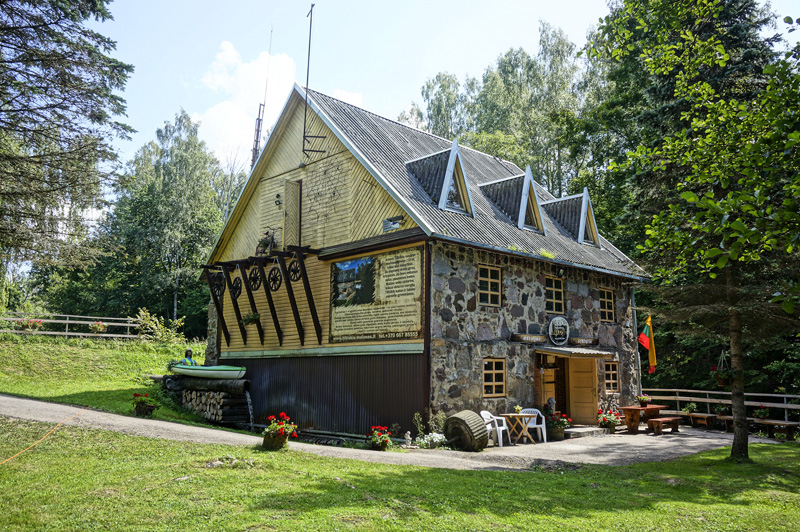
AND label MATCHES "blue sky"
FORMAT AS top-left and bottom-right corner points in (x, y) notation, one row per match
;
(95, 0), (799, 168)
